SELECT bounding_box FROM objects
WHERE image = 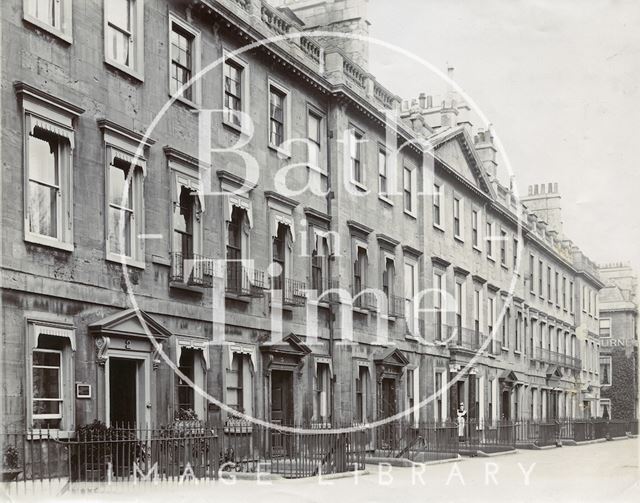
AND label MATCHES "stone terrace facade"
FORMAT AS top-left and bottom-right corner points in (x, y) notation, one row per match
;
(1, 0), (603, 435)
